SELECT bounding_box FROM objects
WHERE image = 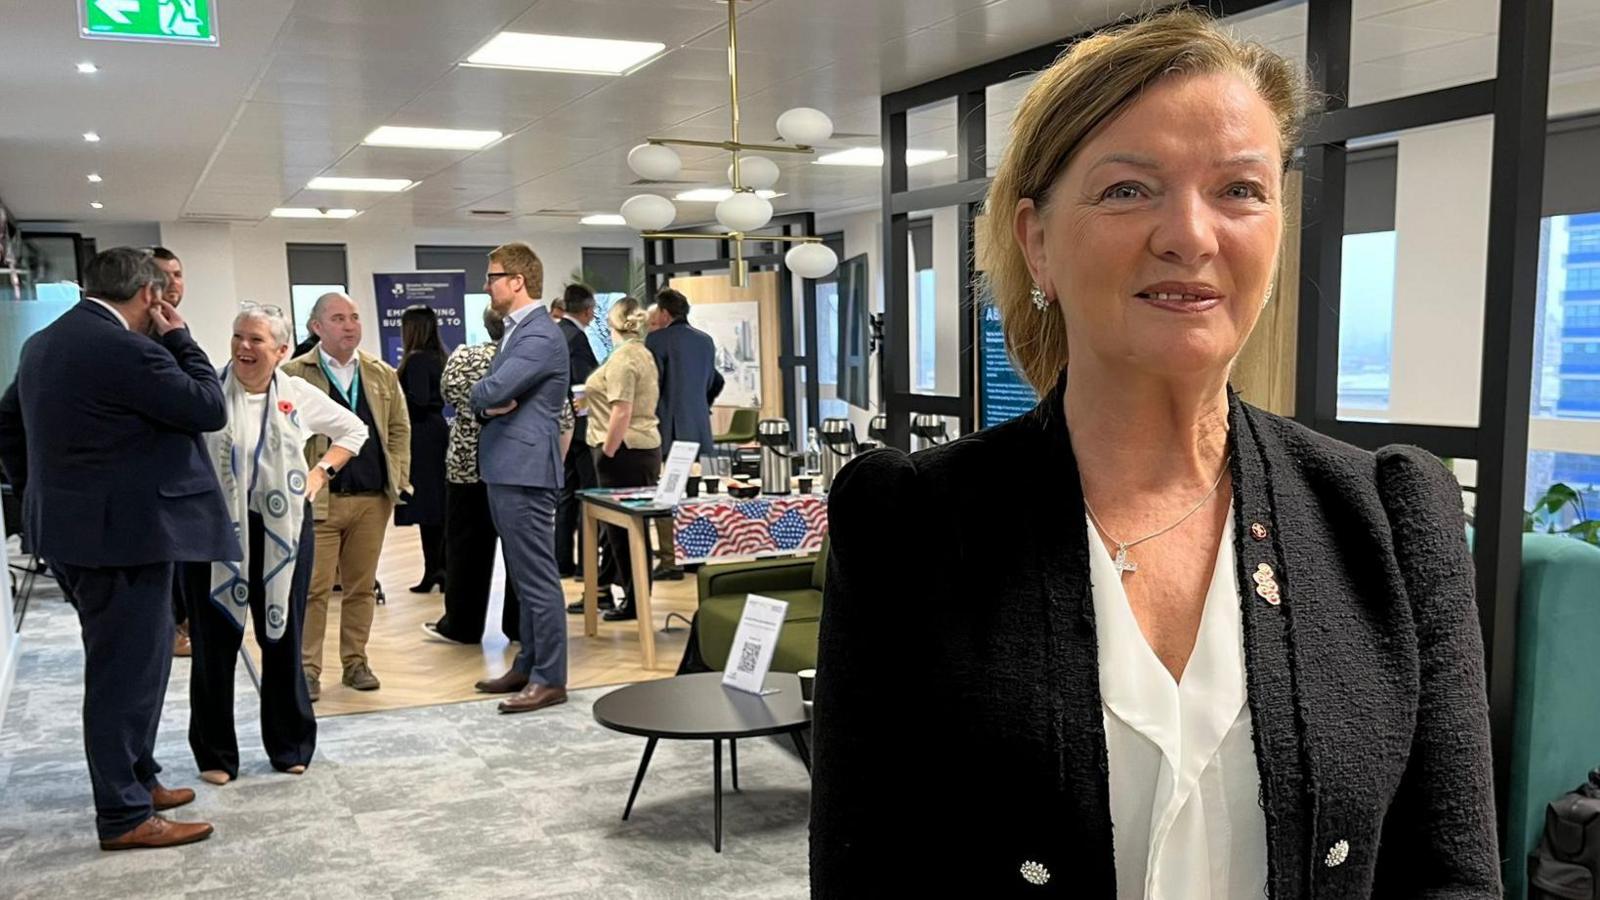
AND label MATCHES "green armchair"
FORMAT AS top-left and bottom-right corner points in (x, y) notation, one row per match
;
(1501, 533), (1600, 898)
(691, 537), (829, 674)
